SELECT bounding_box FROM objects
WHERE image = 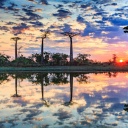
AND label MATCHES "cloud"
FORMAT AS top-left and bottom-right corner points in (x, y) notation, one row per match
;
(54, 4), (63, 9)
(92, 0), (112, 4)
(38, 0), (49, 5)
(12, 23), (29, 35)
(20, 108), (42, 121)
(0, 0), (8, 5)
(29, 21), (43, 27)
(0, 26), (9, 32)
(110, 18), (128, 26)
(34, 8), (42, 12)
(77, 15), (85, 23)
(53, 9), (72, 20)
(53, 109), (72, 120)
(62, 24), (71, 32)
(80, 4), (91, 9)
(21, 8), (43, 21)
